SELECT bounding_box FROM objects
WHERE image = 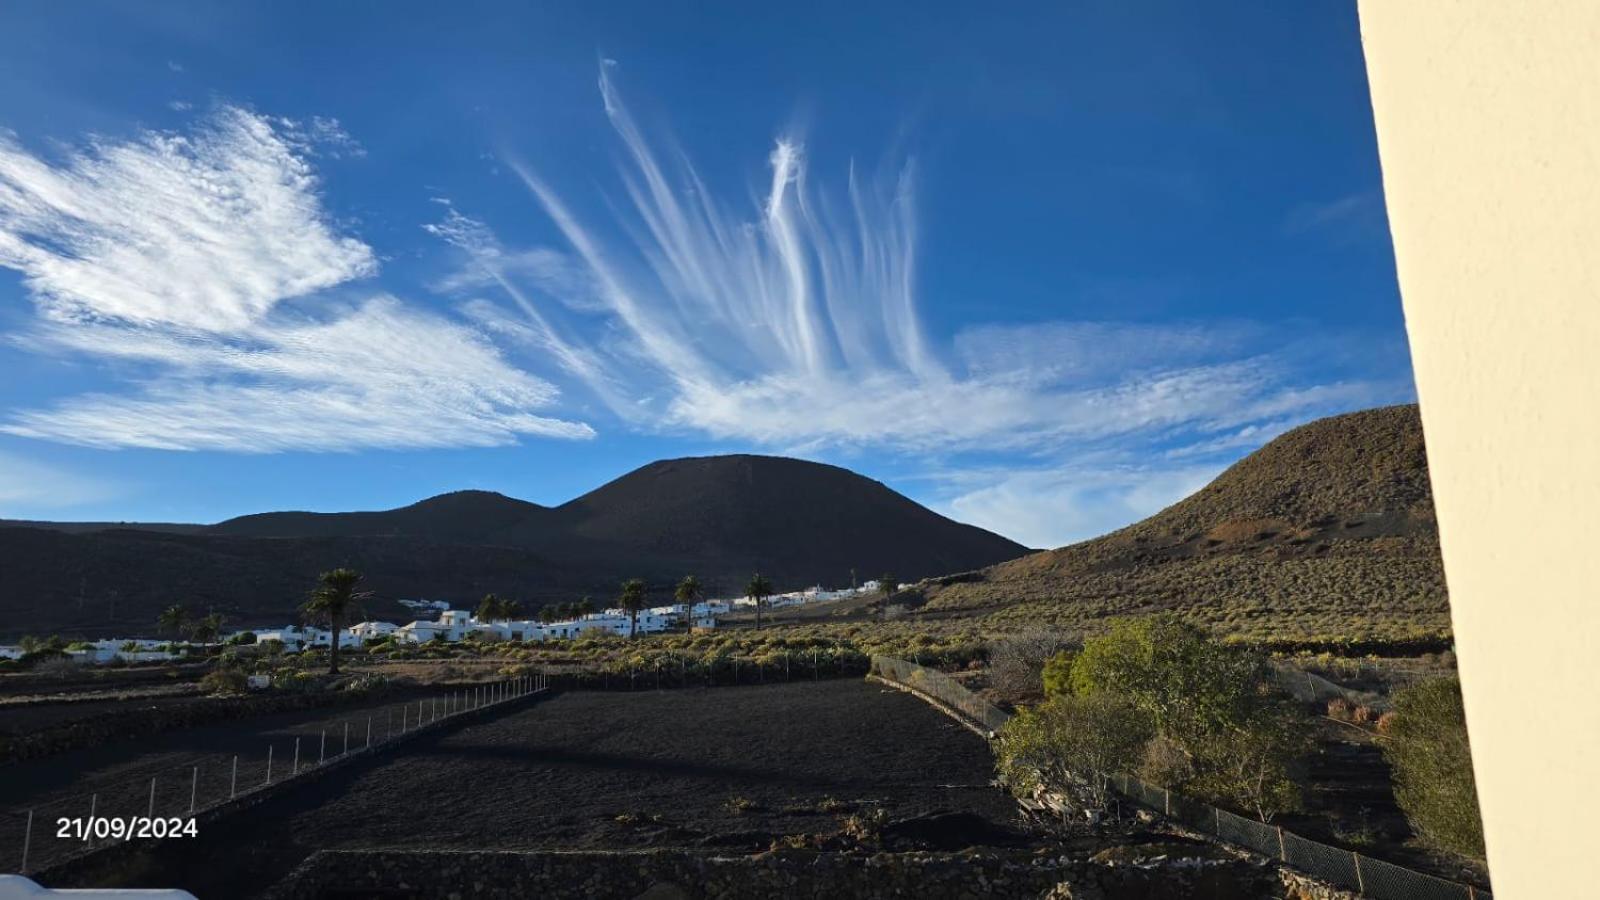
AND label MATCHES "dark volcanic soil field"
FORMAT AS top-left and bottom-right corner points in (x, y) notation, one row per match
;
(51, 680), (1023, 898)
